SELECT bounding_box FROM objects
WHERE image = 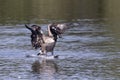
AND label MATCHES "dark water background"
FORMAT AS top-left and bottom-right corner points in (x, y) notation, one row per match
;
(0, 0), (120, 80)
